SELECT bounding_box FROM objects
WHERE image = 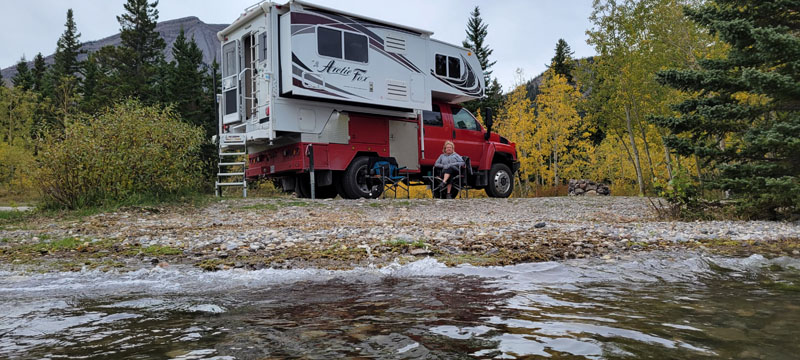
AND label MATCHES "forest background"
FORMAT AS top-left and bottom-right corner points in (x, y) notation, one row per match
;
(0, 0), (797, 220)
